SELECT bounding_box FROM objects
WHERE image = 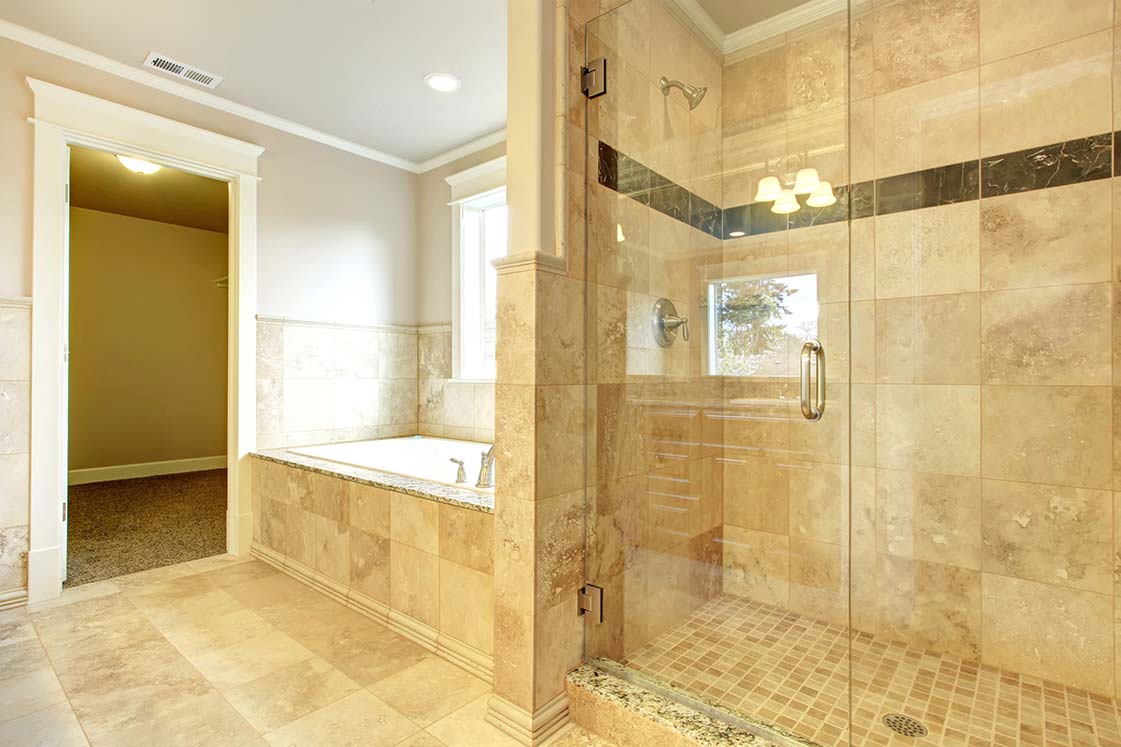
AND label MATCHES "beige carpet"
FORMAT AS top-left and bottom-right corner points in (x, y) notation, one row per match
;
(65, 469), (227, 587)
